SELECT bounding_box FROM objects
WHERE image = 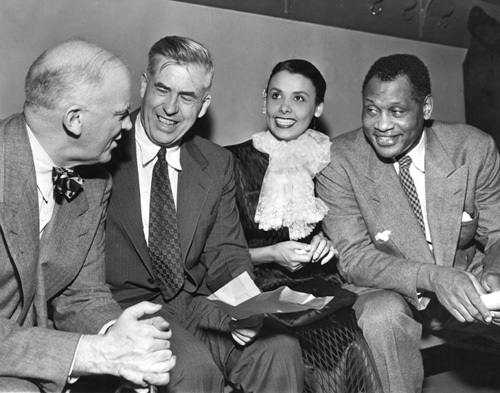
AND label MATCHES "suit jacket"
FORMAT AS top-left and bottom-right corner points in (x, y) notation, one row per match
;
(0, 114), (122, 393)
(316, 121), (500, 307)
(105, 111), (252, 307)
